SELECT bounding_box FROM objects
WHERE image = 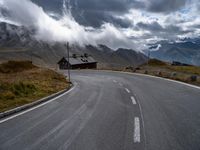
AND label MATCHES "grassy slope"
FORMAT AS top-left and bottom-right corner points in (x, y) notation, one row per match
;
(0, 61), (69, 112)
(125, 59), (200, 86)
